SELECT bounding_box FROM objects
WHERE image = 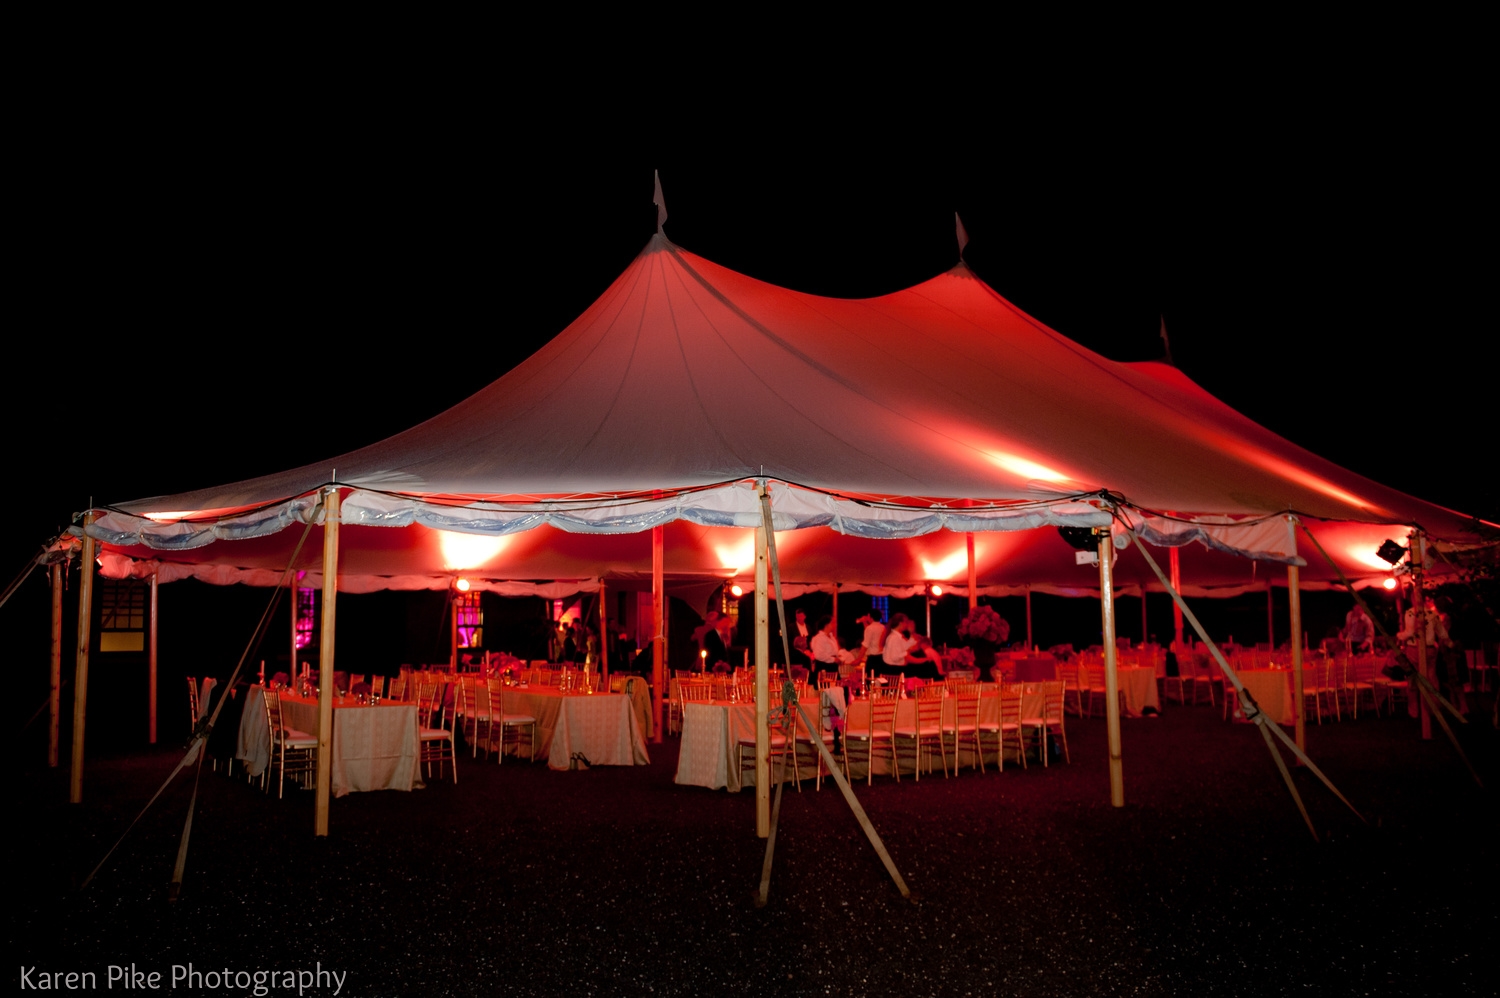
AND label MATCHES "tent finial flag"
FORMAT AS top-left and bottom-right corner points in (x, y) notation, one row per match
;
(1158, 316), (1174, 366)
(954, 212), (970, 260)
(653, 169), (667, 234)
